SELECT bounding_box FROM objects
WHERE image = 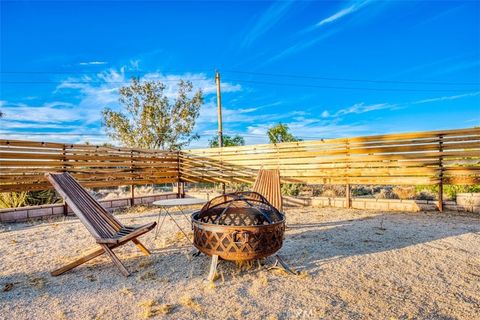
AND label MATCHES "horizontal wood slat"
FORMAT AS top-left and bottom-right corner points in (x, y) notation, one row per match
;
(1, 127), (479, 192)
(0, 141), (179, 192)
(181, 127), (480, 186)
